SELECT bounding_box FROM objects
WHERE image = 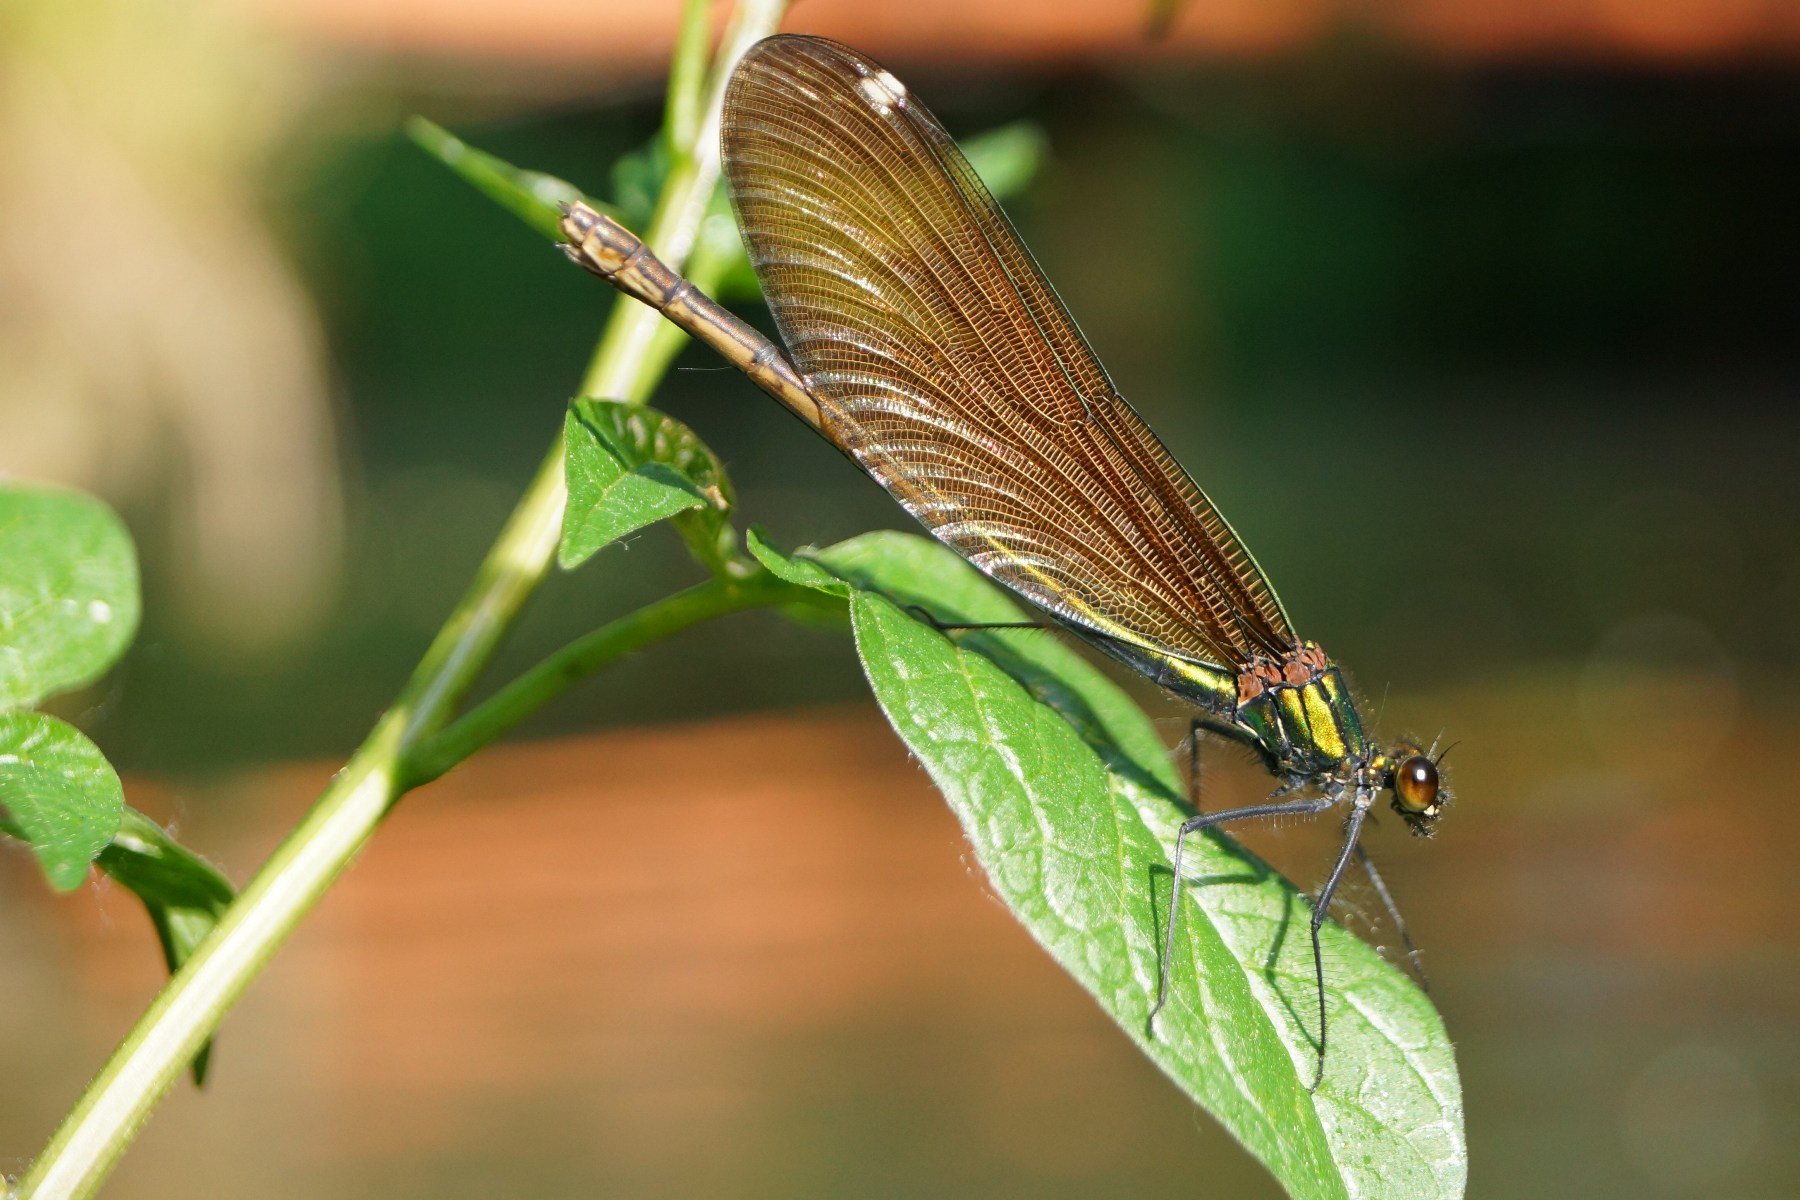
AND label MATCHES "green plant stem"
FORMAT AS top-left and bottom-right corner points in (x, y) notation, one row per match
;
(13, 443), (566, 1200)
(581, 0), (784, 401)
(16, 3), (789, 1196)
(406, 569), (820, 787)
(616, 208), (744, 409)
(664, 0), (713, 153)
